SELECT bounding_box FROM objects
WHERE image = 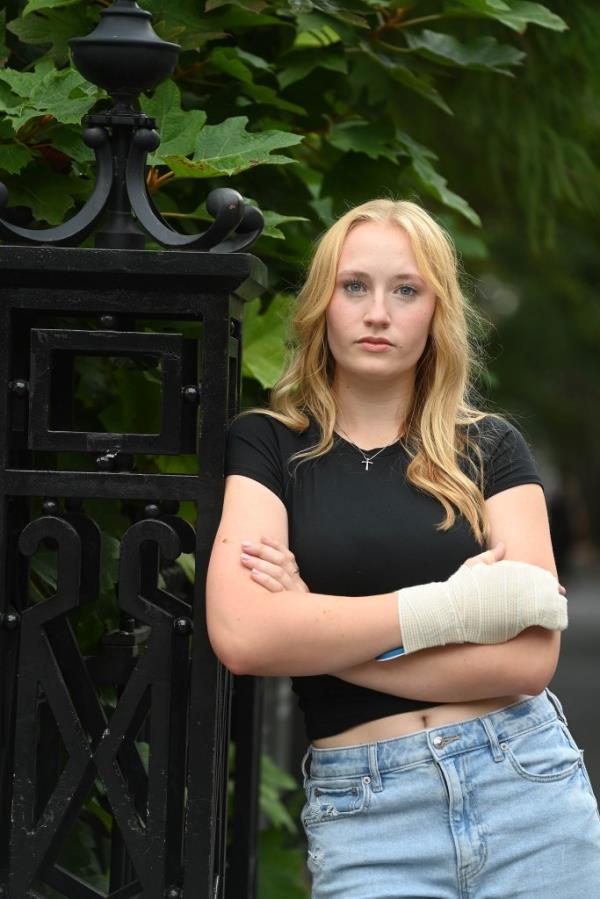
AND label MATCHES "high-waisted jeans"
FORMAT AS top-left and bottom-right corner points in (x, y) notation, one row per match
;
(300, 689), (600, 898)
